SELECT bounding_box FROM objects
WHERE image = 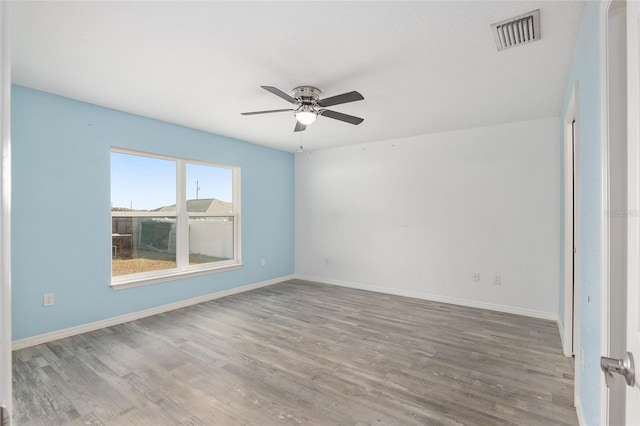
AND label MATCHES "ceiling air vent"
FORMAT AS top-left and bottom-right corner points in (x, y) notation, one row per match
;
(491, 9), (540, 51)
